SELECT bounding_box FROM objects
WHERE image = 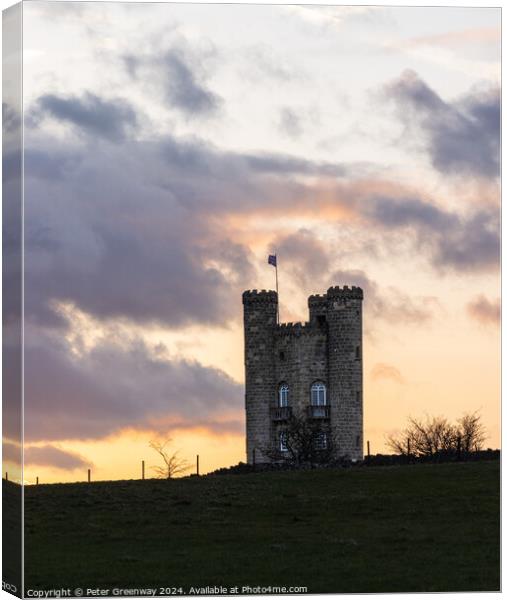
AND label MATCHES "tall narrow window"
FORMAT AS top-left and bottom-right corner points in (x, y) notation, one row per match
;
(279, 431), (288, 452)
(279, 383), (289, 407)
(311, 382), (326, 406)
(314, 431), (328, 450)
